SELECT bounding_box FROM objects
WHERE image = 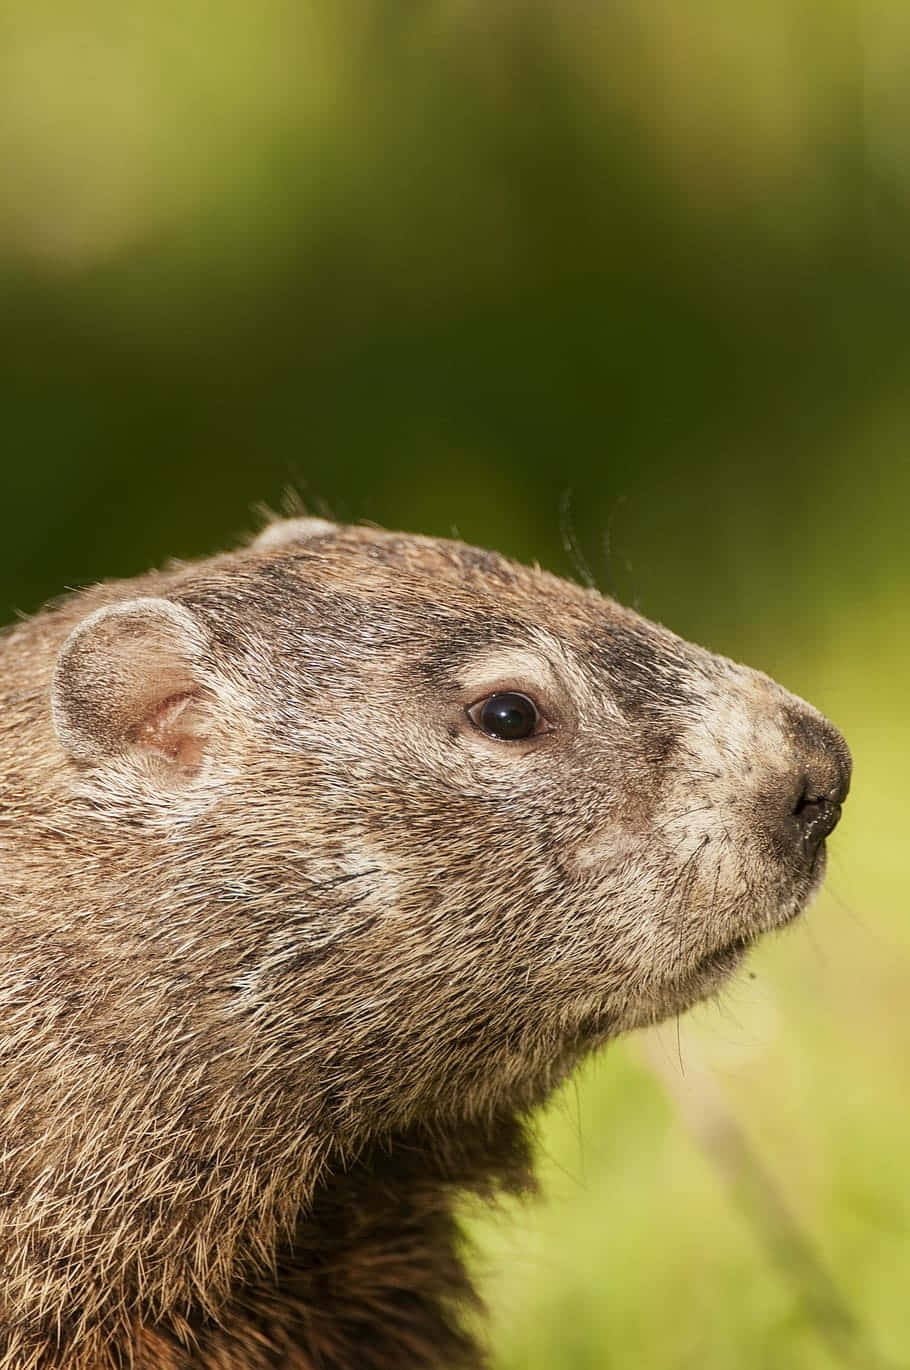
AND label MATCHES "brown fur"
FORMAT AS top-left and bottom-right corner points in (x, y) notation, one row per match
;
(0, 519), (849, 1368)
